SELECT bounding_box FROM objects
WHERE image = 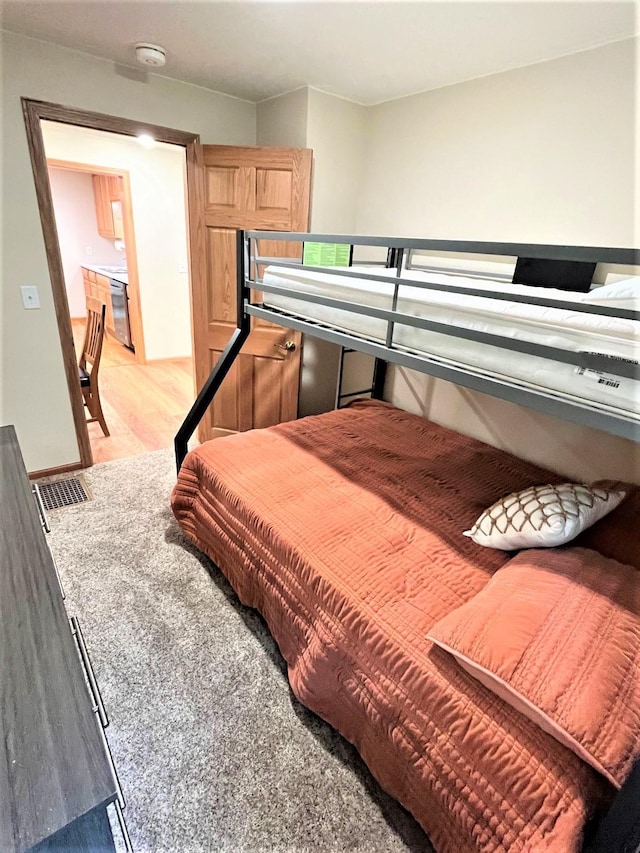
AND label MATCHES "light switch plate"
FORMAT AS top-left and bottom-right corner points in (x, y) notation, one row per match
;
(21, 286), (40, 309)
(178, 261), (188, 274)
